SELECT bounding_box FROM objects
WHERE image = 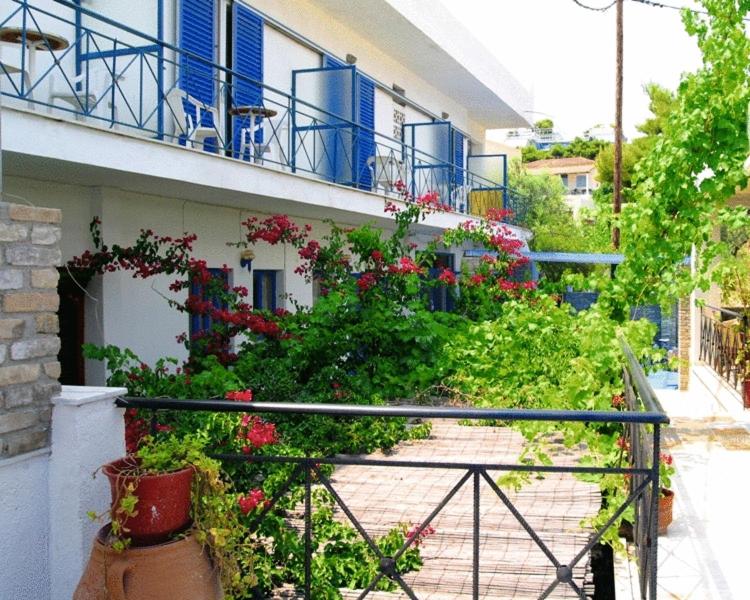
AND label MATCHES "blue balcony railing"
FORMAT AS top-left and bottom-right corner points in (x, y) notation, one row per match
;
(0, 0), (530, 224)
